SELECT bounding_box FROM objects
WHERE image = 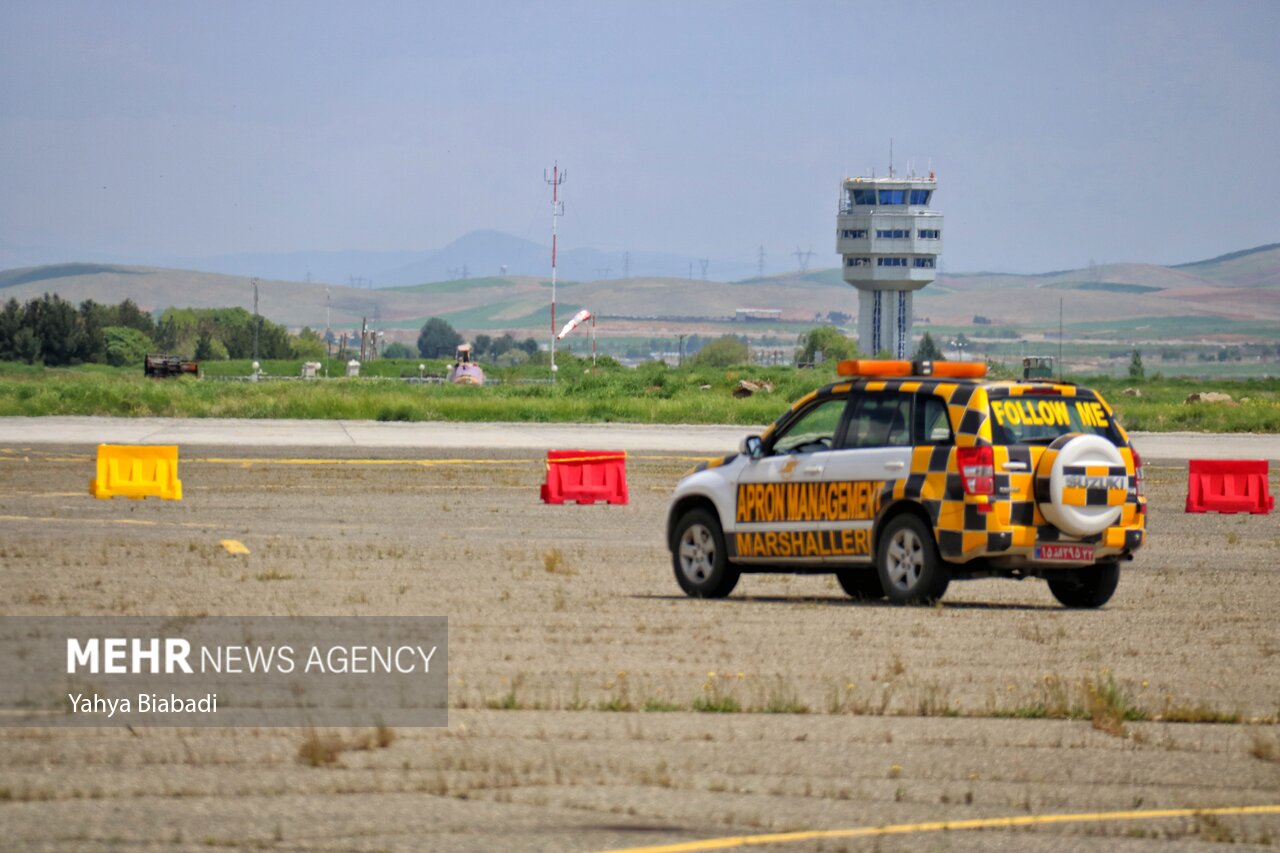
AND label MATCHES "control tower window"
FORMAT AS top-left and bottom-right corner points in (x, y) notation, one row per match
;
(877, 257), (908, 267)
(876, 229), (911, 239)
(846, 257), (872, 267)
(877, 189), (906, 205)
(913, 258), (935, 268)
(851, 189), (877, 205)
(909, 189), (932, 205)
(918, 229), (940, 240)
(842, 229), (867, 239)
